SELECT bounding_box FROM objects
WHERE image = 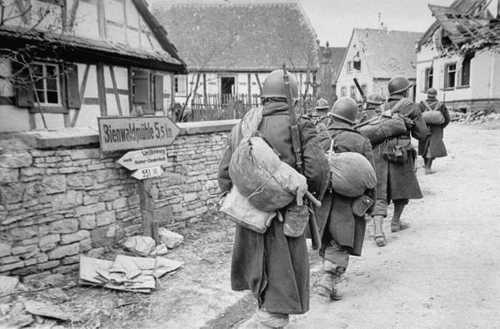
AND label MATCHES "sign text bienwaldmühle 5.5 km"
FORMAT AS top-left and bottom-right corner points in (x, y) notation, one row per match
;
(97, 116), (180, 153)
